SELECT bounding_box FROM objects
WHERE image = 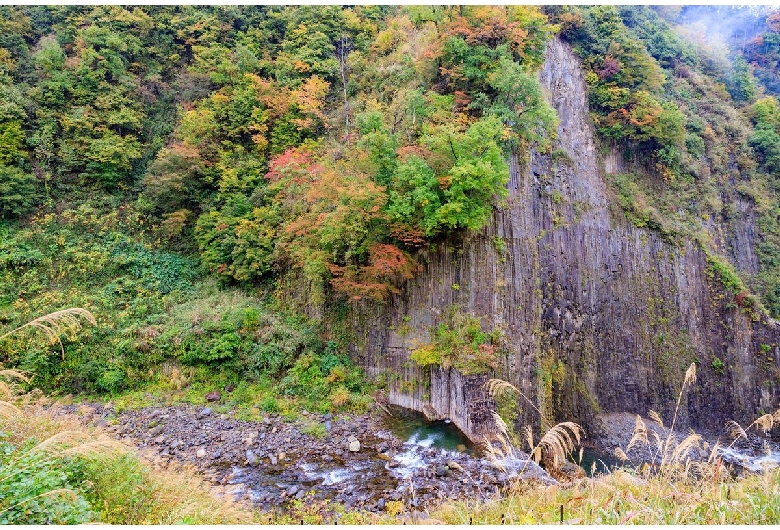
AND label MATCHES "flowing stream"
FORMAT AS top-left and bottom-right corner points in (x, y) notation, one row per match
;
(221, 411), (492, 511)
